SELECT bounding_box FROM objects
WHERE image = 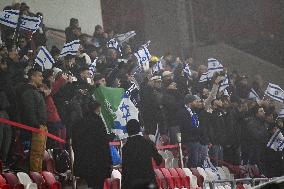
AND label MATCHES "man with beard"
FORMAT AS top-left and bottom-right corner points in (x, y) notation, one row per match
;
(246, 106), (268, 174)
